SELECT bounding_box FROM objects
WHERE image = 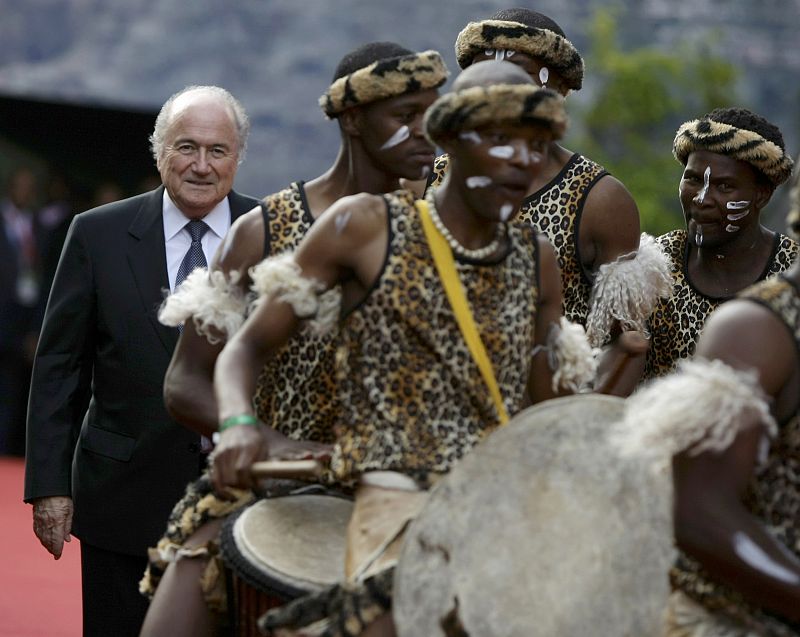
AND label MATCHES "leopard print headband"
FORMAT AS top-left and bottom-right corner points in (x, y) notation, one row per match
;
(423, 84), (567, 145)
(673, 118), (794, 187)
(319, 50), (449, 118)
(455, 20), (584, 90)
